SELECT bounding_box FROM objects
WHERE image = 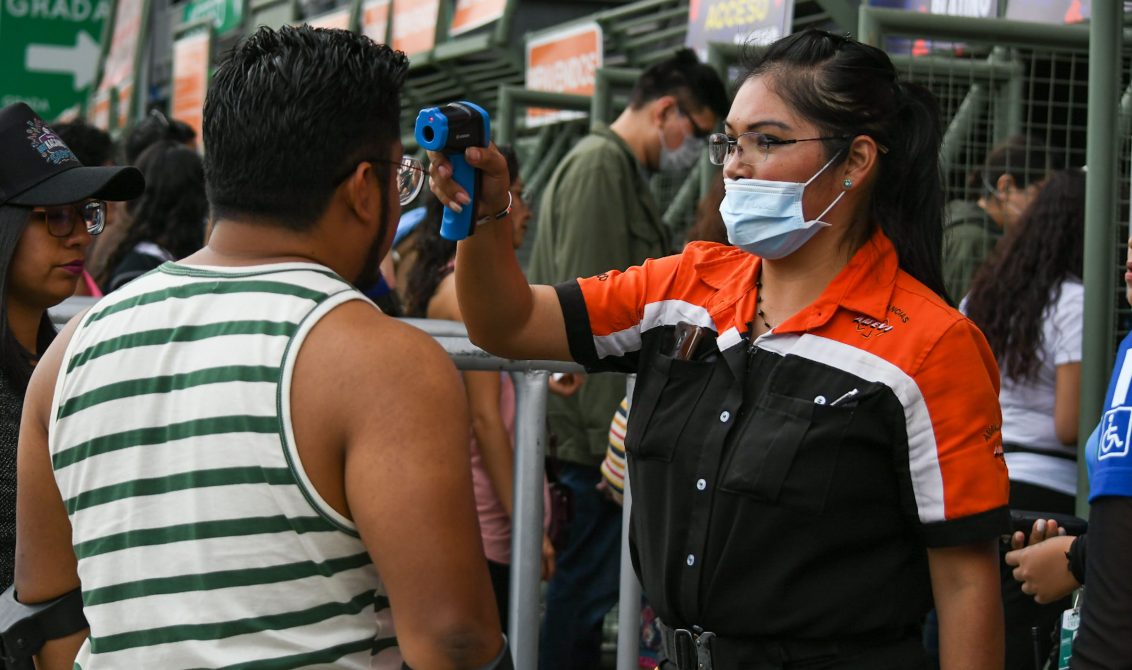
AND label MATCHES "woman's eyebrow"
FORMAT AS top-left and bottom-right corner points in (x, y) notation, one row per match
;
(724, 119), (794, 133)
